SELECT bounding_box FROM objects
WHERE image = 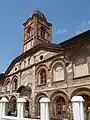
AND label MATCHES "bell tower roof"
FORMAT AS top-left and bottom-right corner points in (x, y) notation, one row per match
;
(32, 10), (47, 21)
